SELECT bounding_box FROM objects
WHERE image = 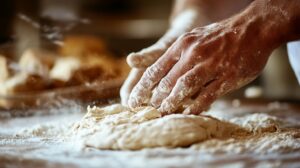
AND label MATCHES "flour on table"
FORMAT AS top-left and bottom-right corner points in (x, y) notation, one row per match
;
(15, 103), (300, 154)
(192, 130), (300, 154)
(229, 113), (281, 133)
